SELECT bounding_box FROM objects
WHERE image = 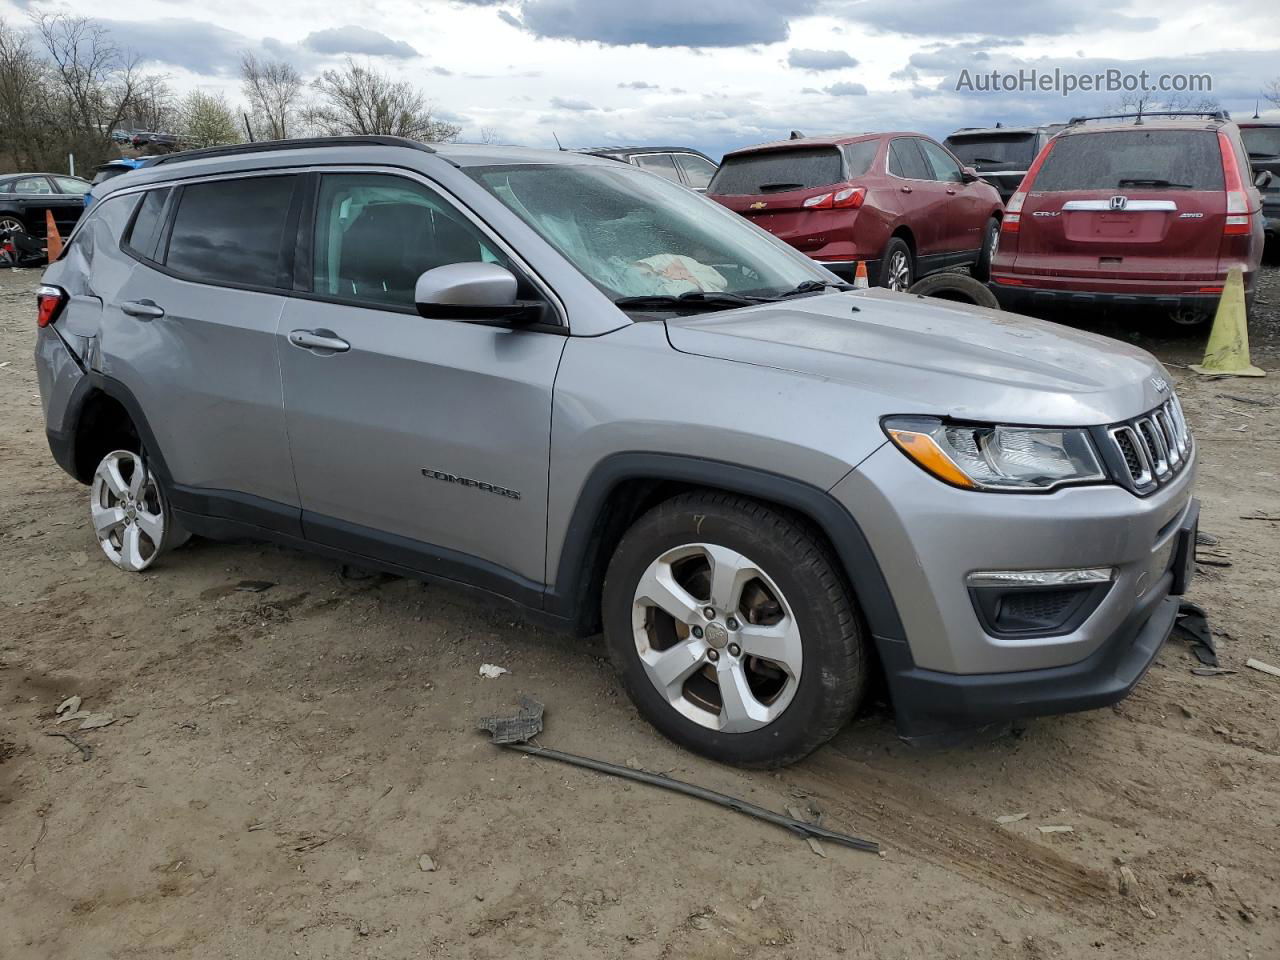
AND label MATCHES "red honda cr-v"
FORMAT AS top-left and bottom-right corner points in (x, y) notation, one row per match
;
(706, 133), (1004, 290)
(990, 112), (1267, 320)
